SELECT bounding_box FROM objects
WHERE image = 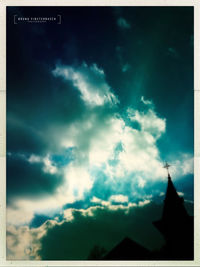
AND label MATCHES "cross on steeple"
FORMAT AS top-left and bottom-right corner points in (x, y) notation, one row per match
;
(163, 162), (171, 179)
(153, 161), (193, 260)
